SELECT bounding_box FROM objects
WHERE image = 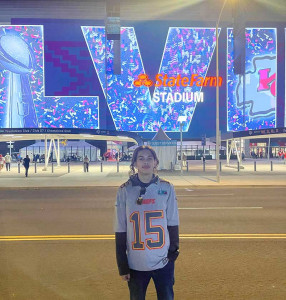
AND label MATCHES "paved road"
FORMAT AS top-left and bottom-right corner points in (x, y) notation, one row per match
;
(0, 187), (285, 299)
